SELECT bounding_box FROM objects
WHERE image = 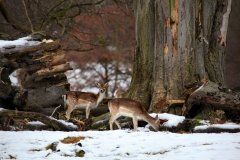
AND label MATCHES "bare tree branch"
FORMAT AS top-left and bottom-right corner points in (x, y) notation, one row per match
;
(0, 0), (32, 33)
(22, 0), (34, 33)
